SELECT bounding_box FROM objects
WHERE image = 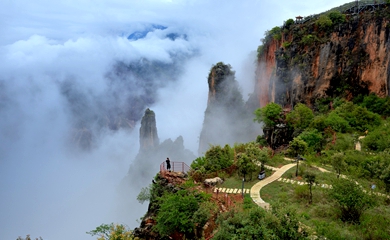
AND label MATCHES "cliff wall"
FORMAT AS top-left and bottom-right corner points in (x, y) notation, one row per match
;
(255, 5), (390, 108)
